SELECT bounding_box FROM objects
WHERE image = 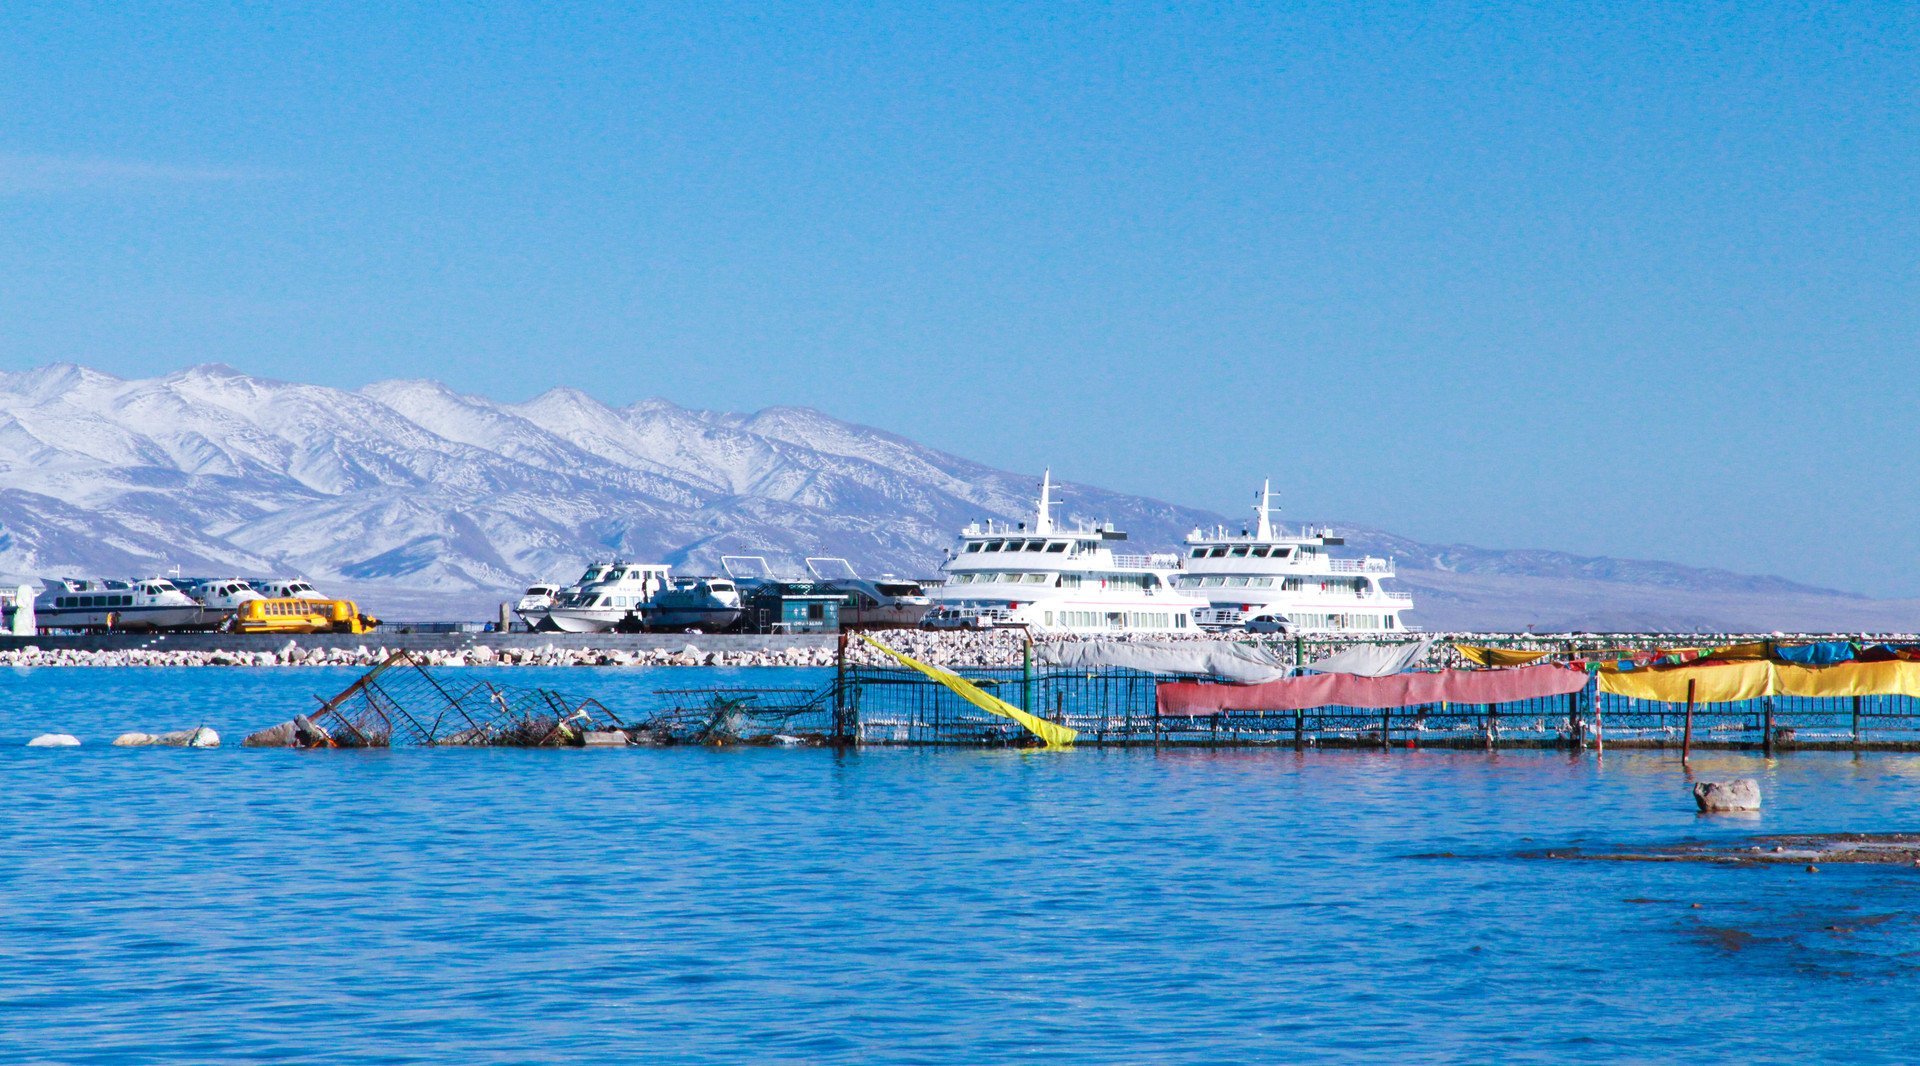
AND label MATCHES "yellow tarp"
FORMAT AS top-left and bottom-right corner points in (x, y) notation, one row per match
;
(1597, 659), (1920, 702)
(861, 636), (1078, 748)
(1598, 660), (1772, 702)
(1454, 645), (1552, 667)
(1777, 660), (1920, 699)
